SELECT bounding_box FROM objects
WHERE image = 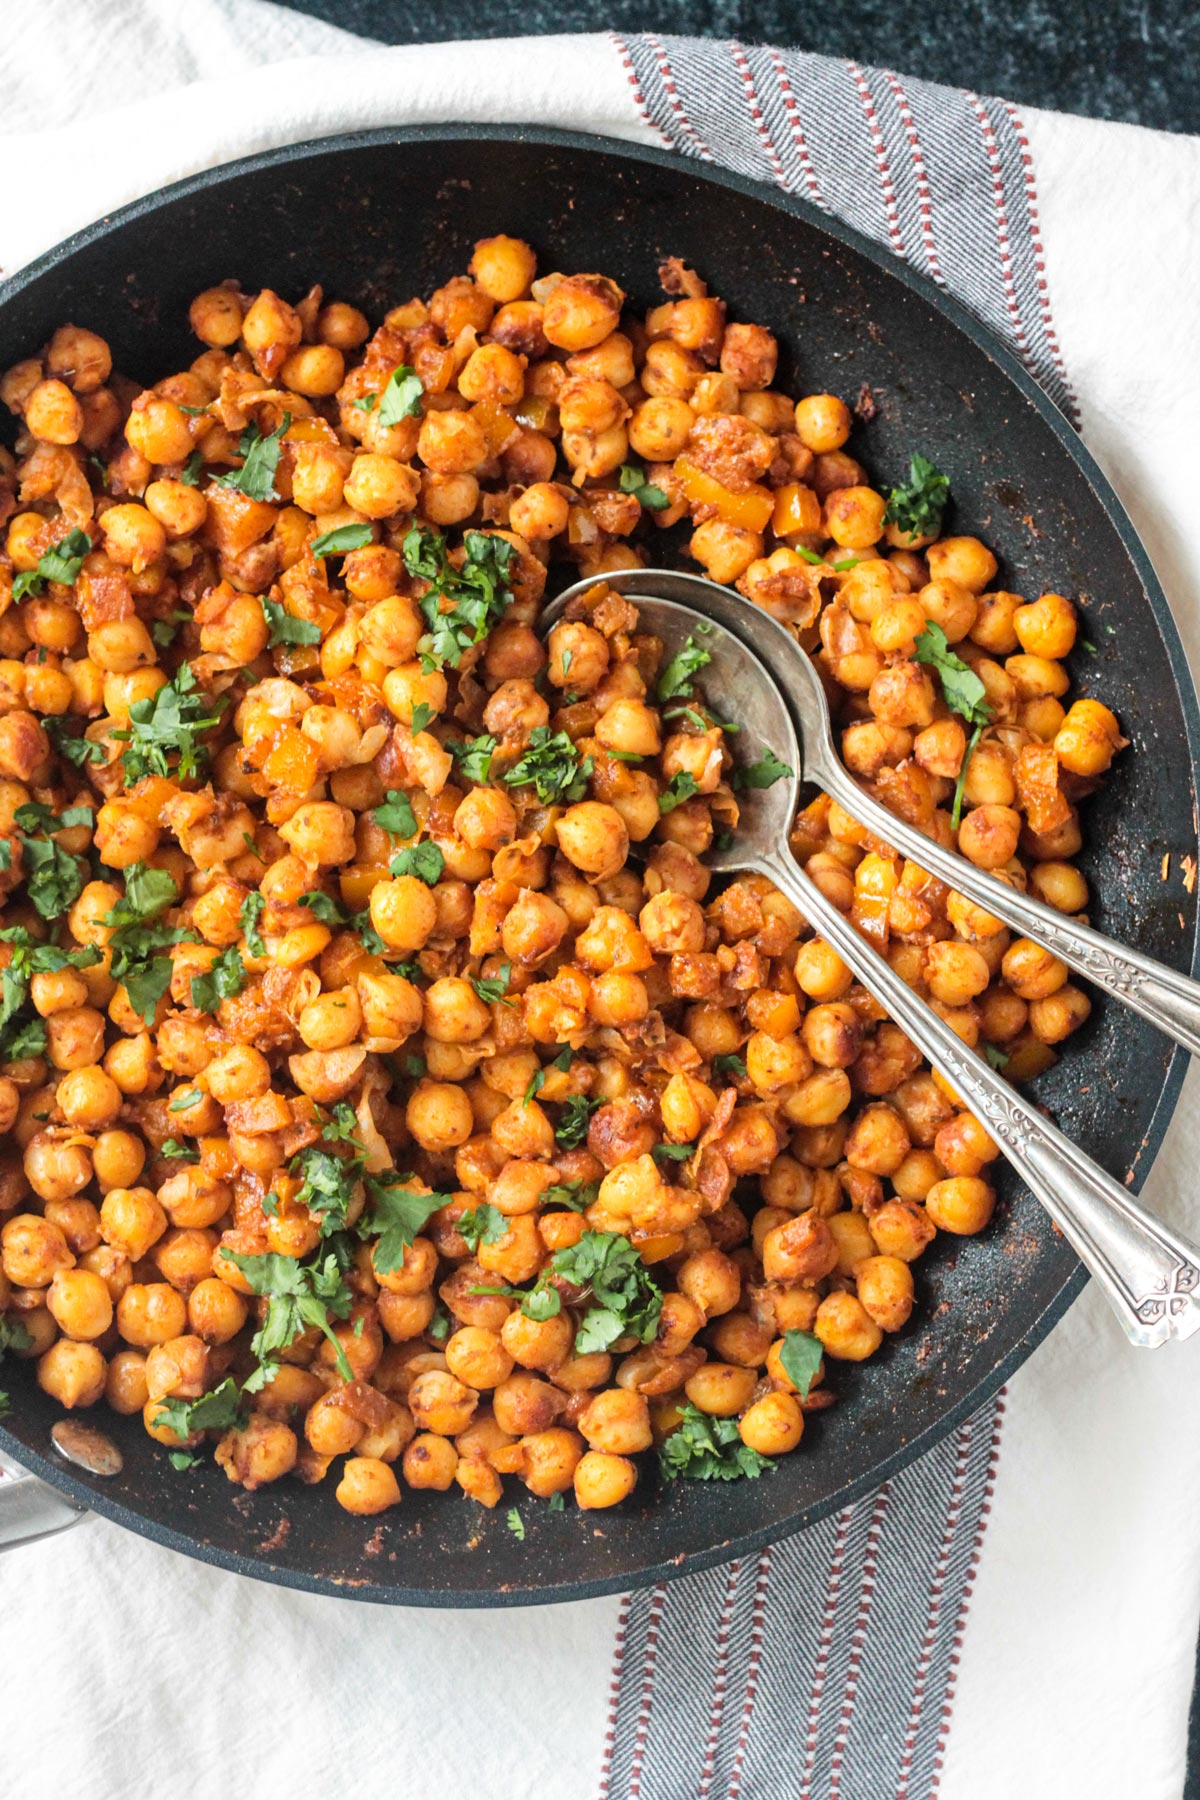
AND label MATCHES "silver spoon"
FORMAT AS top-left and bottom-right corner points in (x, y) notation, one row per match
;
(543, 576), (1200, 1346)
(555, 568), (1200, 1060)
